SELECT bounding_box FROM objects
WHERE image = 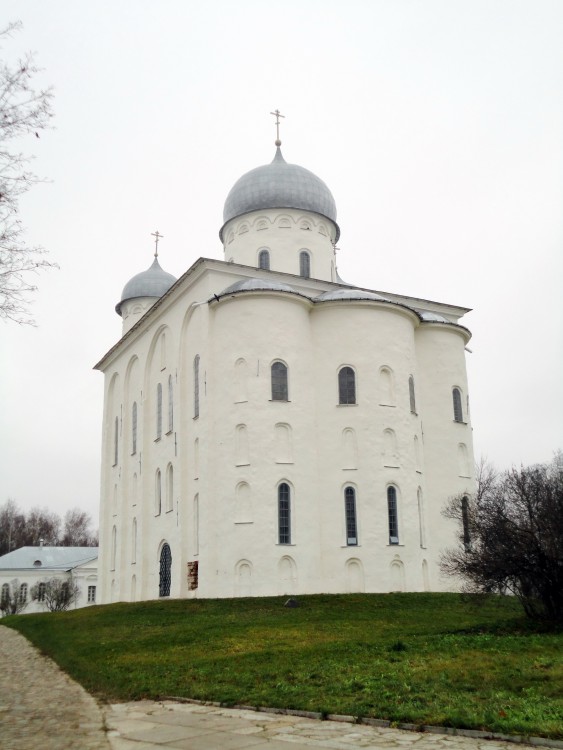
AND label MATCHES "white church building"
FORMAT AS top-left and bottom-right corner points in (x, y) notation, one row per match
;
(95, 128), (475, 603)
